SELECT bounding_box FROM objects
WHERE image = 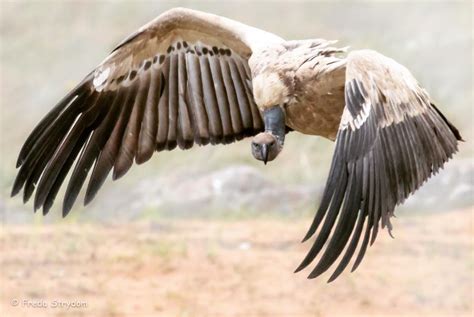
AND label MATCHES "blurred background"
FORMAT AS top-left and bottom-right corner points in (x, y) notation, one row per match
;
(0, 1), (472, 316)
